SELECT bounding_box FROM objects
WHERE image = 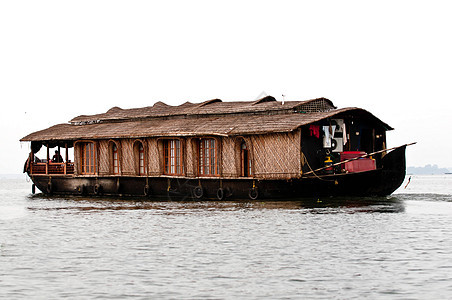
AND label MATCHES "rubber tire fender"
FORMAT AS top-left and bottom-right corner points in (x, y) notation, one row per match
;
(76, 185), (85, 195)
(216, 188), (225, 201)
(144, 184), (150, 196)
(94, 184), (102, 195)
(248, 187), (259, 200)
(46, 182), (53, 194)
(194, 186), (204, 199)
